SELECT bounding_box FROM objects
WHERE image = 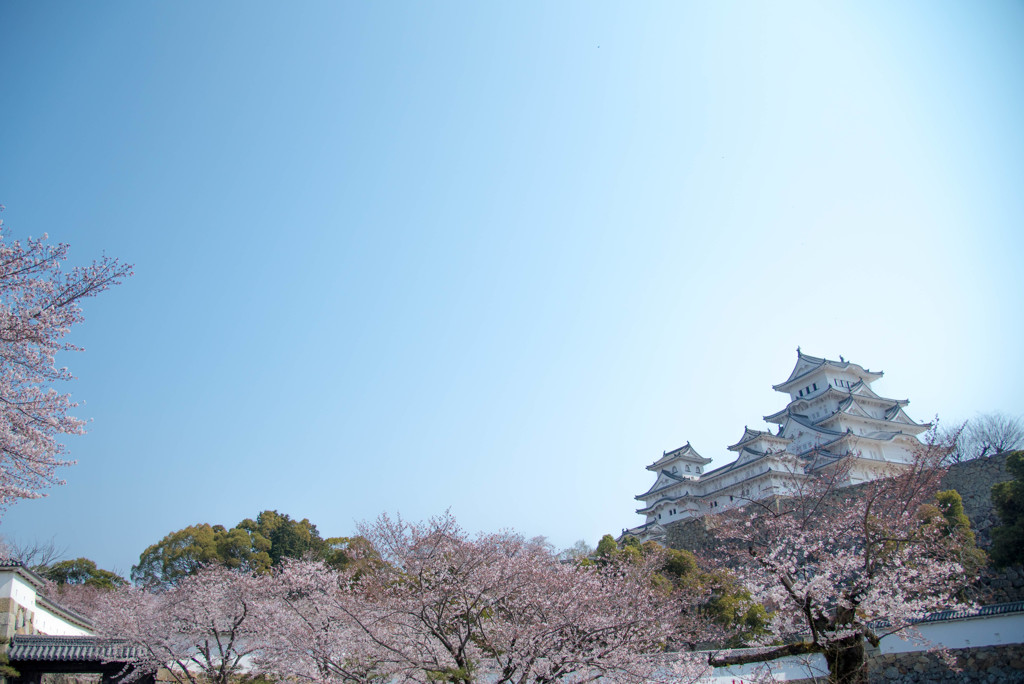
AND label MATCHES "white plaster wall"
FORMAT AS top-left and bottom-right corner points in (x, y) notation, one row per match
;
(702, 654), (829, 683)
(0, 570), (92, 636)
(879, 613), (1024, 653)
(1, 574), (39, 610)
(32, 604), (91, 636)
